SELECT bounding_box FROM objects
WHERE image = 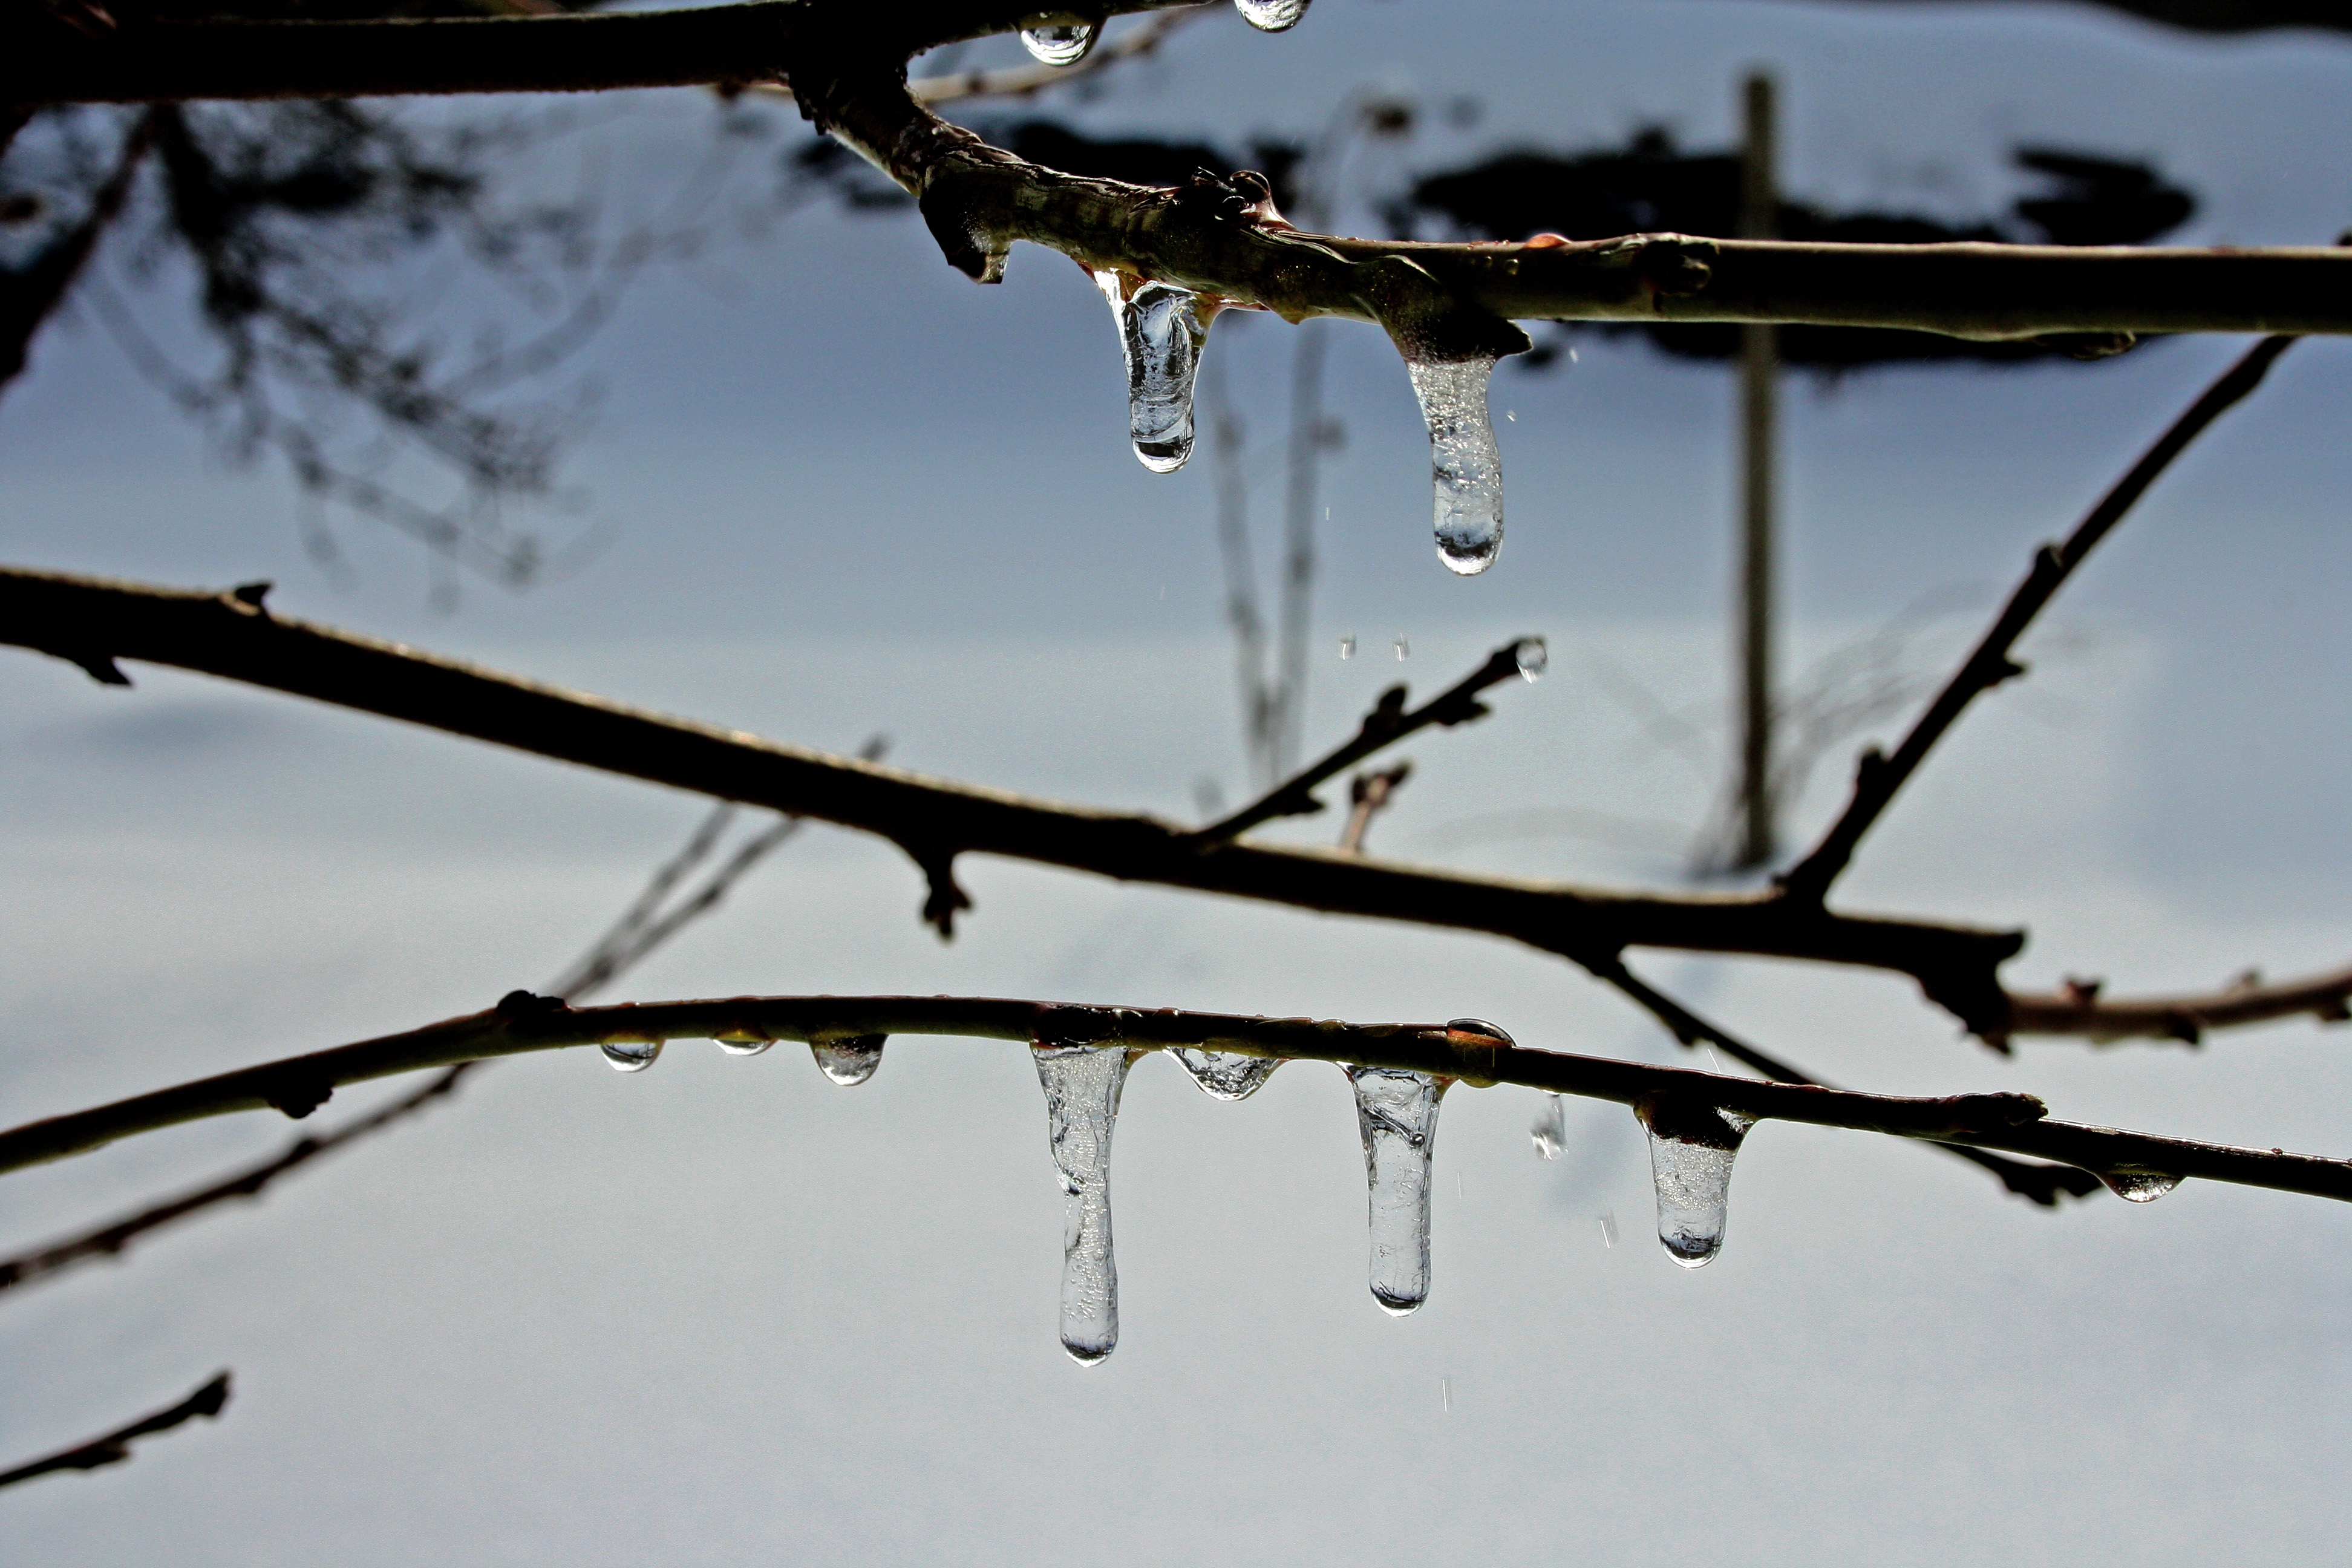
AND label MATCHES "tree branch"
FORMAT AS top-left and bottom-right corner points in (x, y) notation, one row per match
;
(0, 565), (2027, 1030)
(0, 1373), (230, 1491)
(2008, 959), (2352, 1046)
(1, 992), (2342, 1201)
